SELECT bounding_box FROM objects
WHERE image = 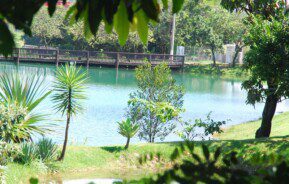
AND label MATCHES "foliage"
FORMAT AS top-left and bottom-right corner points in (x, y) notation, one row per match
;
(135, 142), (289, 184)
(194, 112), (227, 138)
(0, 141), (20, 165)
(17, 142), (38, 164)
(177, 1), (245, 64)
(177, 112), (227, 141)
(16, 138), (58, 165)
(0, 0), (184, 56)
(127, 63), (184, 142)
(0, 73), (51, 143)
(242, 15), (289, 138)
(52, 64), (88, 160)
(117, 119), (139, 149)
(221, 0), (283, 19)
(36, 138), (58, 163)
